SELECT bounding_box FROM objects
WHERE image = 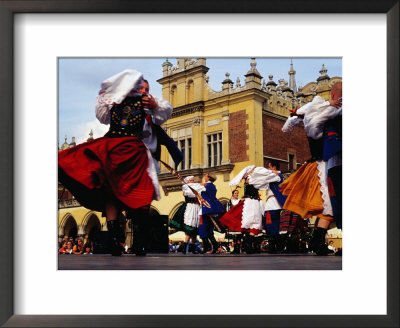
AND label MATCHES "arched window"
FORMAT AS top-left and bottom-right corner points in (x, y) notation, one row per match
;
(63, 215), (78, 240)
(170, 85), (177, 107)
(83, 213), (101, 244)
(168, 201), (185, 234)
